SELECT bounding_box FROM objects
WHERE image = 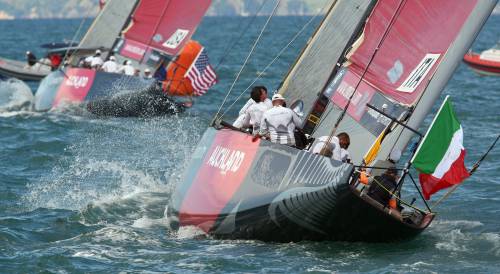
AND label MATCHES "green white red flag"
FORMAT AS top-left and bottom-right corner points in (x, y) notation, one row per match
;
(411, 96), (470, 200)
